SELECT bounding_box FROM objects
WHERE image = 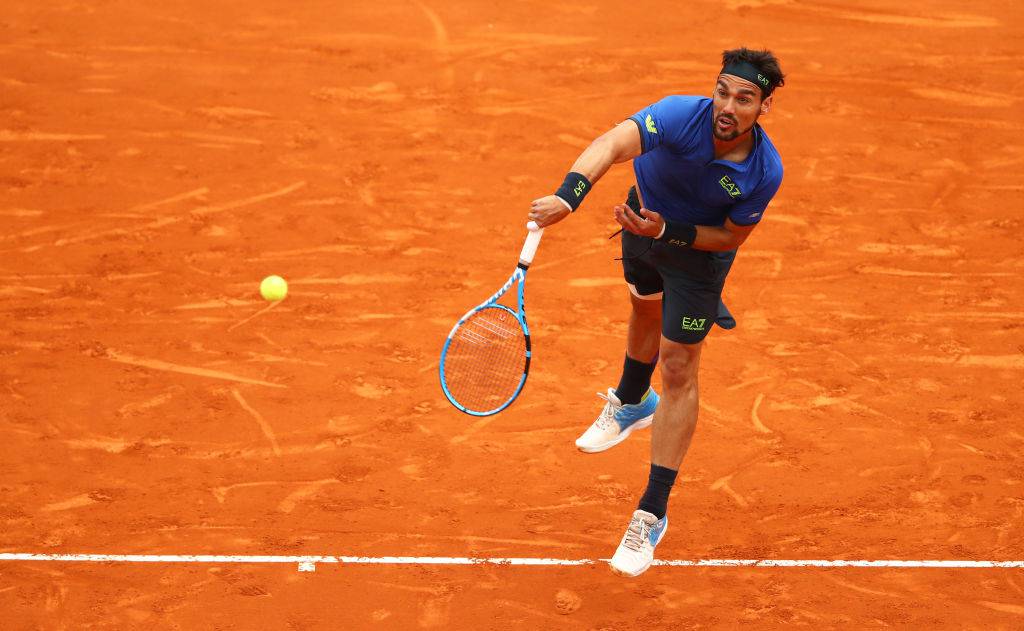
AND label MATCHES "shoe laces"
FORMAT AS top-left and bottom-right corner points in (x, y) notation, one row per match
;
(595, 391), (621, 430)
(622, 515), (652, 552)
